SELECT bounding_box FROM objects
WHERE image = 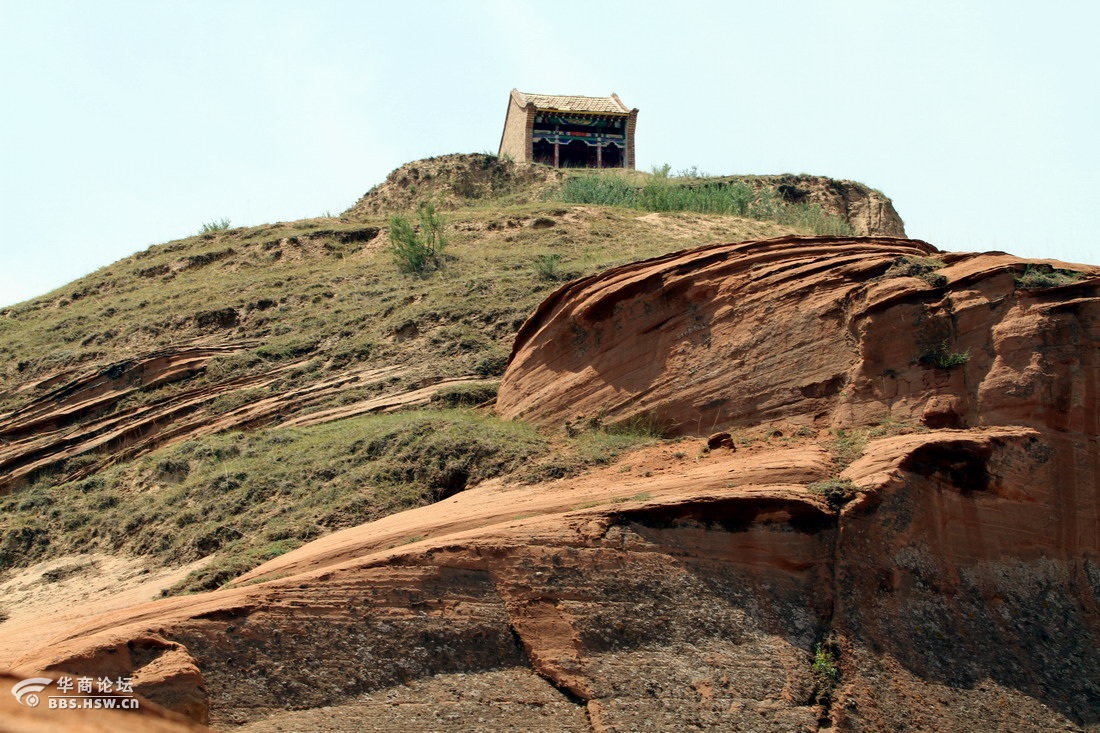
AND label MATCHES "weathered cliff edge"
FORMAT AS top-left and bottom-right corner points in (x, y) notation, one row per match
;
(9, 236), (1099, 732)
(344, 154), (906, 238)
(499, 235), (1094, 437)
